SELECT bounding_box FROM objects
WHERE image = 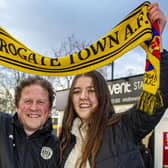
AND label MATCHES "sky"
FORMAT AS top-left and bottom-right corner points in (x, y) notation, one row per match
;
(0, 0), (167, 79)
